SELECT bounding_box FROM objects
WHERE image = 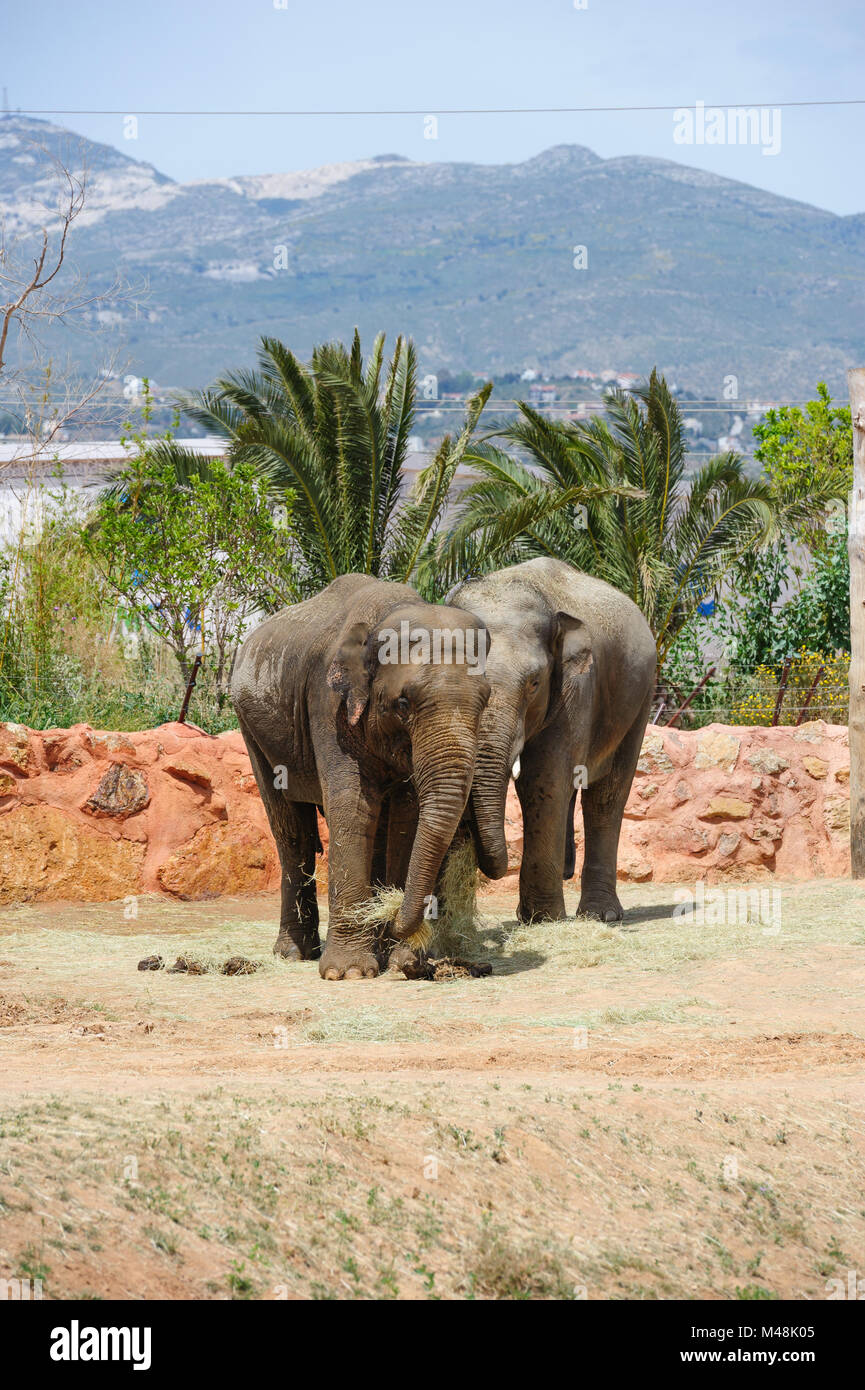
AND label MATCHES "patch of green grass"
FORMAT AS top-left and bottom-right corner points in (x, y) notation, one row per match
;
(227, 1261), (255, 1299)
(144, 1226), (180, 1258)
(16, 1246), (50, 1284)
(463, 1220), (577, 1300)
